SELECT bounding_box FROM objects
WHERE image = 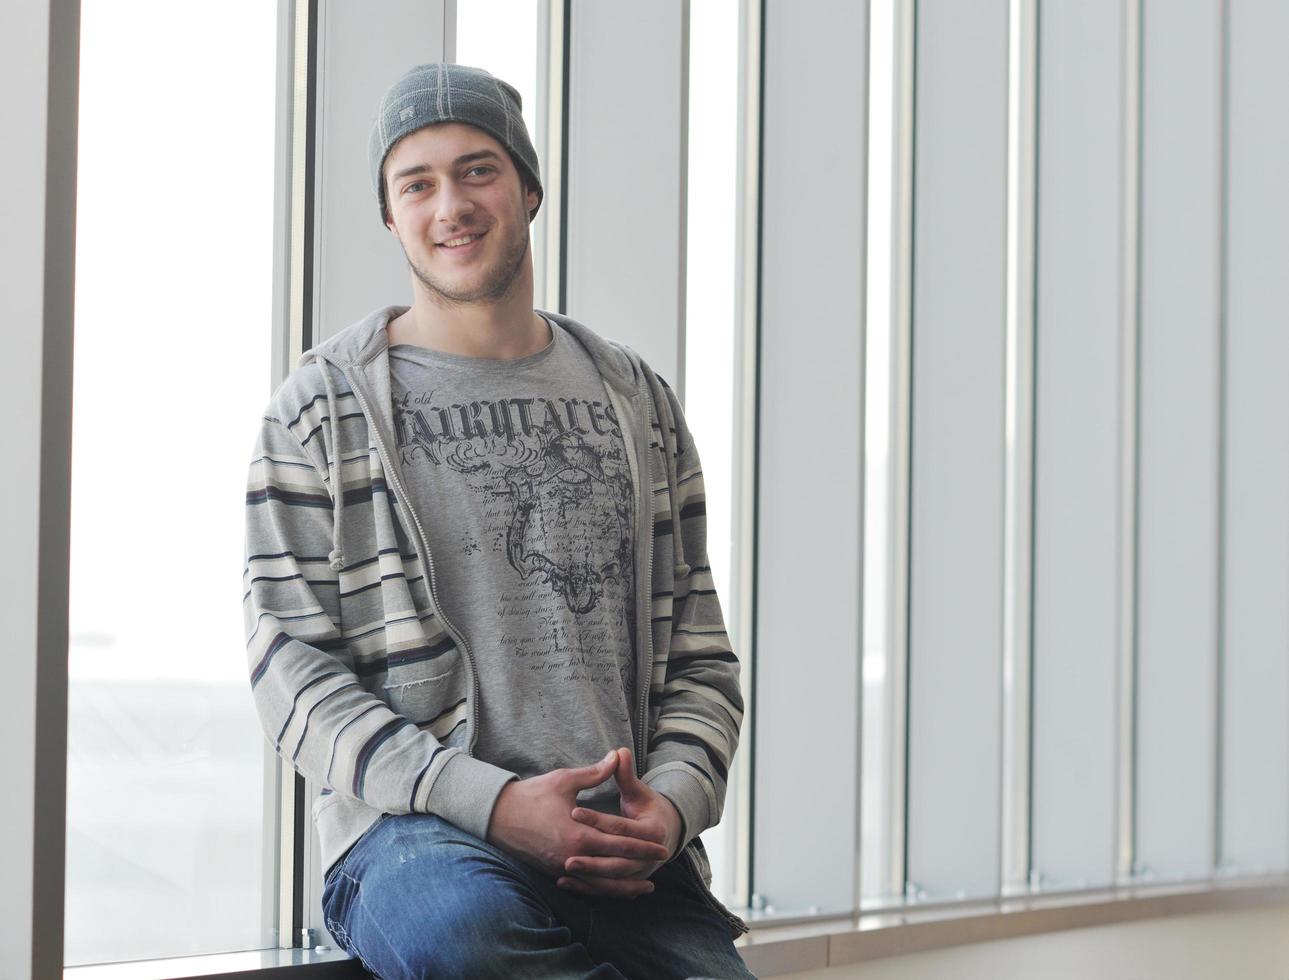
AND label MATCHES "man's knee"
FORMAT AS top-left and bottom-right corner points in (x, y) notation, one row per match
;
(329, 815), (569, 978)
(345, 871), (571, 980)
